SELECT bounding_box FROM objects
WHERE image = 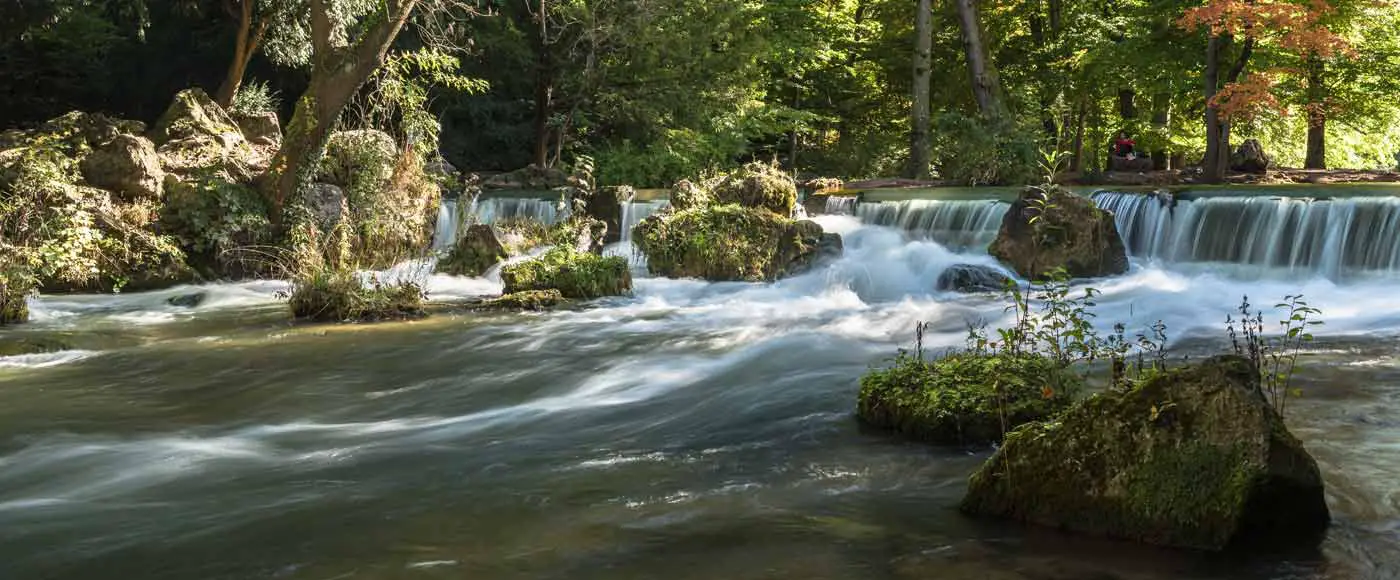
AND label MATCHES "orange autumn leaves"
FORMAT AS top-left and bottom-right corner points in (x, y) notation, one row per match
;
(1177, 0), (1353, 119)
